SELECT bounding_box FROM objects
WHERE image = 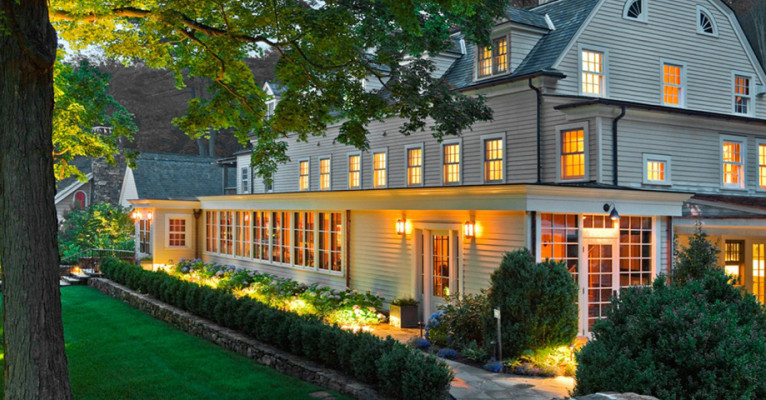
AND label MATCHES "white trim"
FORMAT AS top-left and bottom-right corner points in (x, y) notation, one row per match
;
(164, 214), (191, 249)
(347, 151), (362, 190)
(642, 153), (672, 186)
(371, 147), (388, 189)
(240, 167), (250, 194)
(298, 158), (310, 191)
(659, 58), (687, 108)
(440, 138), (463, 185)
(757, 139), (766, 192)
(73, 190), (89, 208)
(480, 133), (507, 184)
(404, 143), (425, 187)
(544, 14), (556, 31)
(318, 155), (332, 191)
(696, 5), (719, 37)
(473, 32), (511, 82)
(622, 0), (648, 23)
(578, 44), (609, 98)
(720, 134), (747, 191)
(55, 172), (94, 204)
(551, 0), (608, 70)
(555, 122), (590, 183)
(731, 71), (755, 117)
